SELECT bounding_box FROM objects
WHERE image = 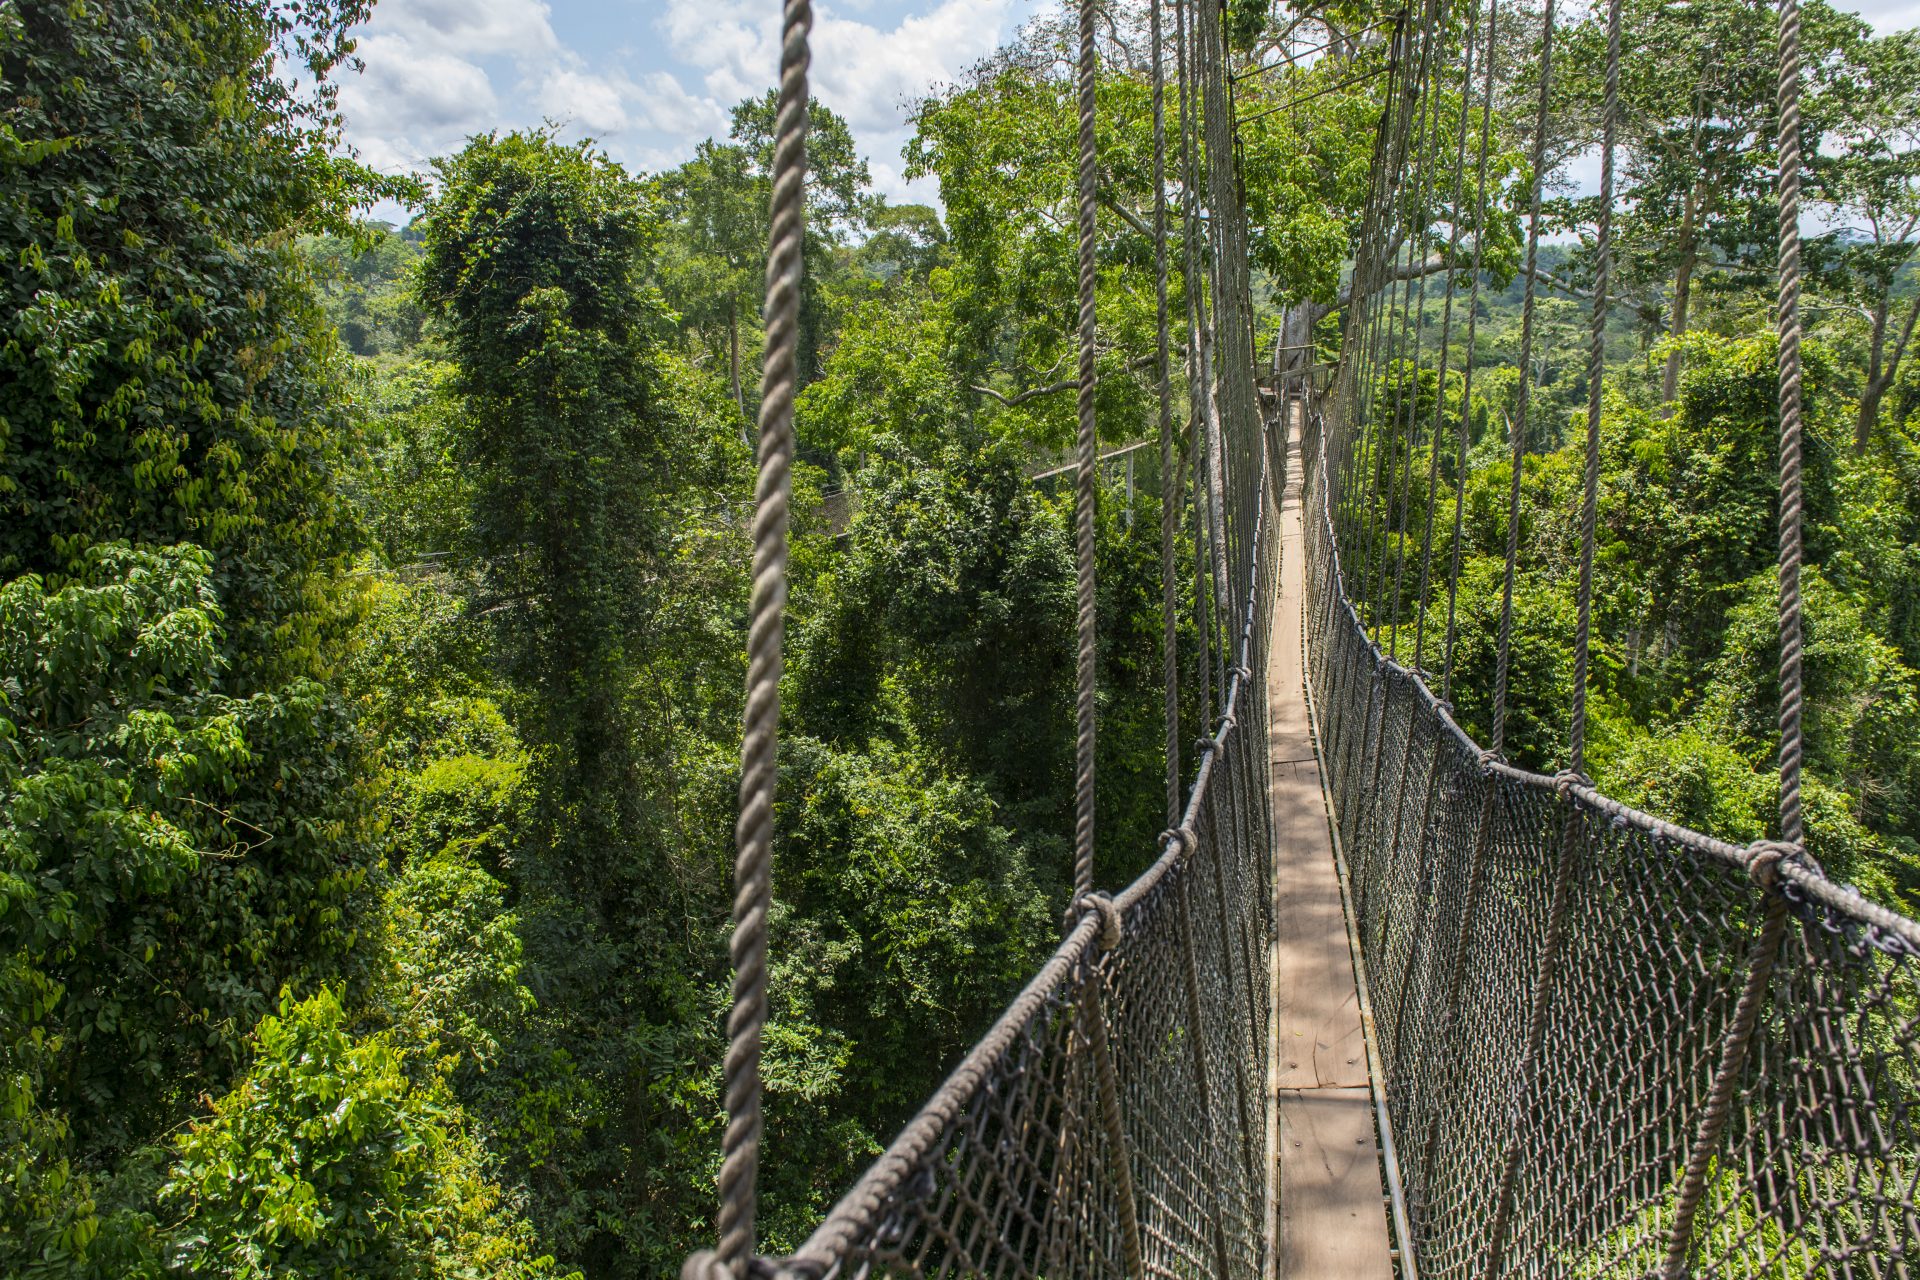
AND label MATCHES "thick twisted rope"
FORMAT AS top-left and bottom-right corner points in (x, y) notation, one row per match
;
(1441, 0), (1499, 703)
(1153, 0), (1181, 829)
(1489, 0), (1556, 760)
(684, 5), (809, 1278)
(1177, 0), (1214, 740)
(1568, 0), (1616, 775)
(1774, 0), (1807, 852)
(1384, 0), (1447, 661)
(1071, 0), (1100, 902)
(1657, 2), (1809, 1267)
(1413, 0), (1483, 675)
